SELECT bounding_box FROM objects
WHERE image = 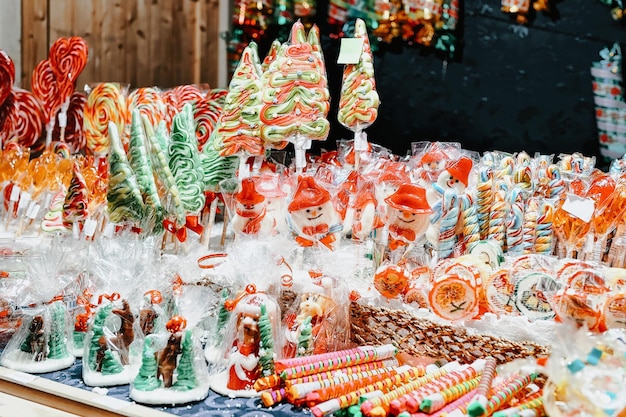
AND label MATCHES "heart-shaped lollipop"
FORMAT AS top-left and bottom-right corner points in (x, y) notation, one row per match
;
(49, 36), (88, 97)
(31, 59), (61, 124)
